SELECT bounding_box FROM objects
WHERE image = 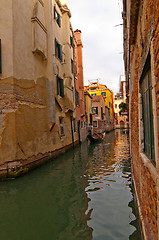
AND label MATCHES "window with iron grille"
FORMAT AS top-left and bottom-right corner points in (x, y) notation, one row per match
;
(55, 38), (62, 62)
(141, 60), (155, 164)
(56, 75), (64, 97)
